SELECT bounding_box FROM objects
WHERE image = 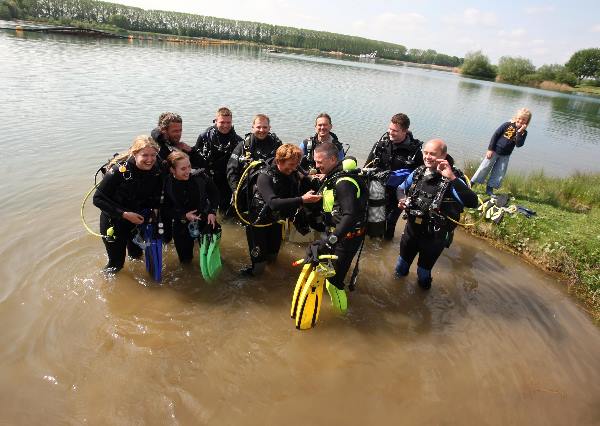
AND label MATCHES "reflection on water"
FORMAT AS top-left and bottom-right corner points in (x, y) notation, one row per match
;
(1, 29), (600, 424)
